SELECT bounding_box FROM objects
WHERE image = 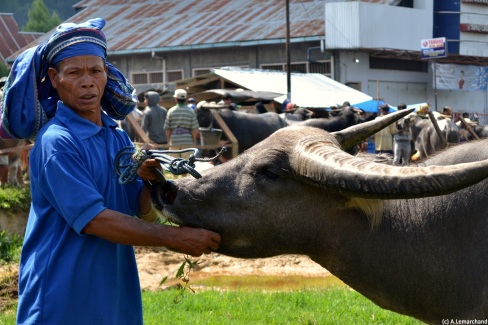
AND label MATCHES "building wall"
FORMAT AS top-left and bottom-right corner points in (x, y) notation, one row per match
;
(326, 1), (433, 51)
(435, 0), (488, 57)
(110, 41), (331, 94)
